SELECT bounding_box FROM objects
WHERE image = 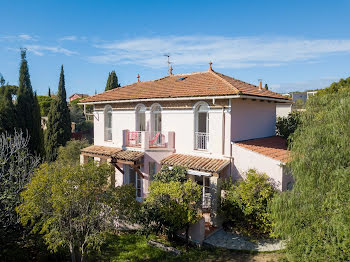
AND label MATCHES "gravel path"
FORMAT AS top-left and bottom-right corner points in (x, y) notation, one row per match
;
(204, 229), (285, 252)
